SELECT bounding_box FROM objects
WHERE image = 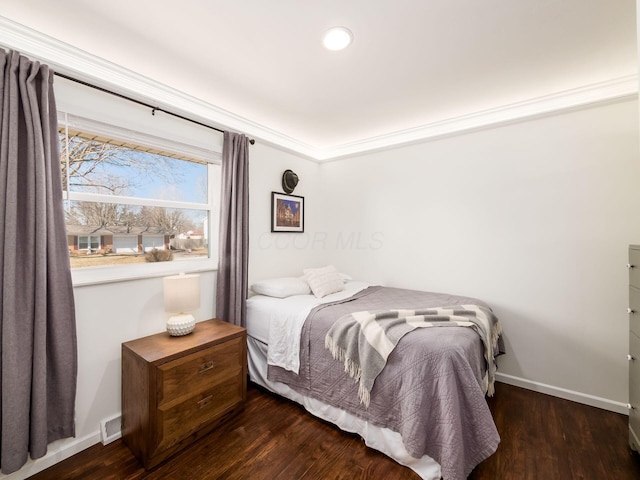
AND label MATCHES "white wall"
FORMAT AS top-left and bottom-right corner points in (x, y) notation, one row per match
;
(319, 98), (640, 409)
(248, 143), (326, 283)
